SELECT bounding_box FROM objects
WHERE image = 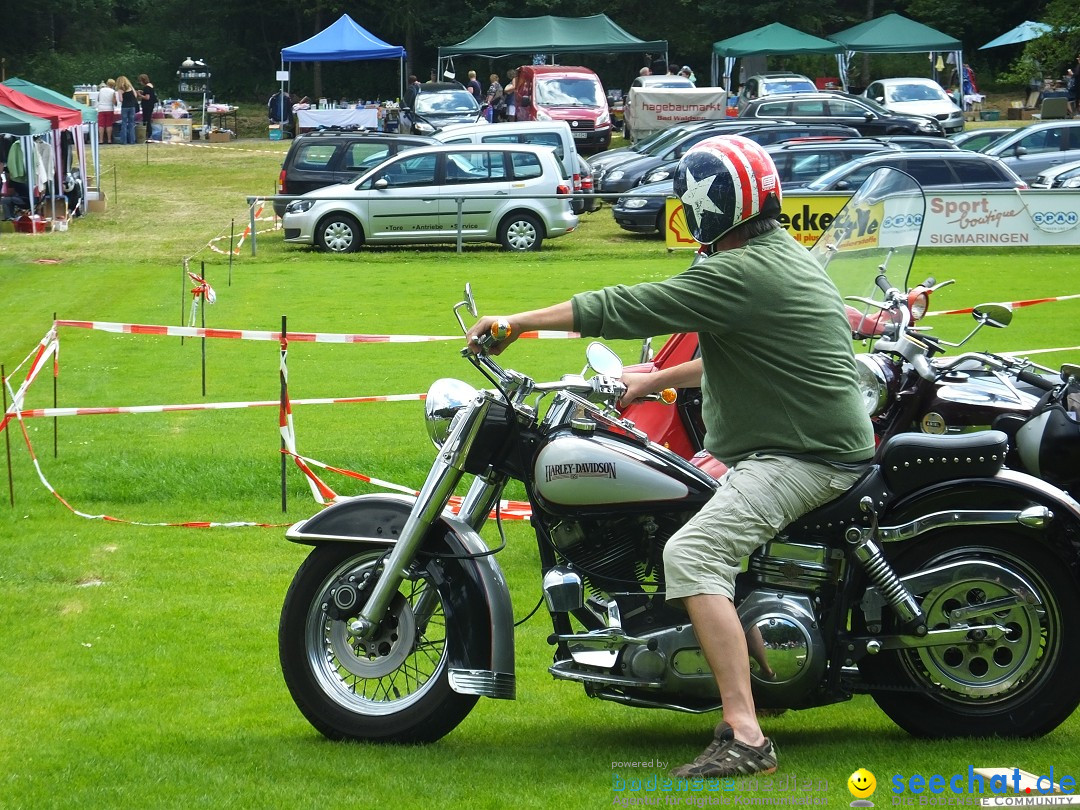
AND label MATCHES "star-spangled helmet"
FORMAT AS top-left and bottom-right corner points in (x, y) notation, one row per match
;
(673, 134), (782, 245)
